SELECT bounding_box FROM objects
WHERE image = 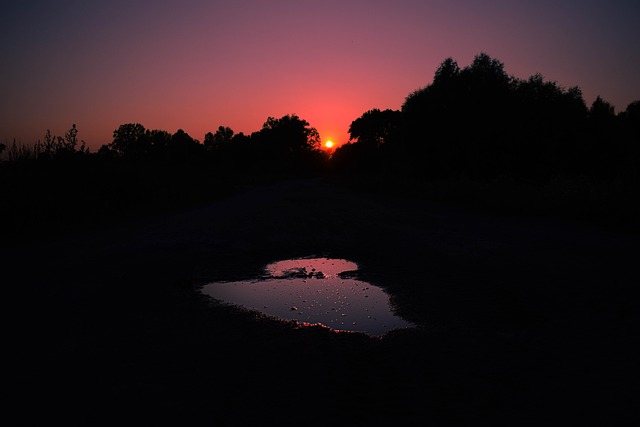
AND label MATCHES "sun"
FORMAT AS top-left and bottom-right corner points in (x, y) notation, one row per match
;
(325, 140), (334, 149)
